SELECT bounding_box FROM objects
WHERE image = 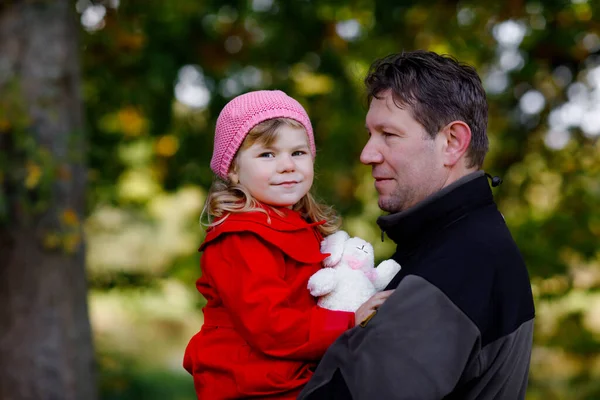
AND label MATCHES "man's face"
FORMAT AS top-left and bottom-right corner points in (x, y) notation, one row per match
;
(361, 90), (449, 213)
